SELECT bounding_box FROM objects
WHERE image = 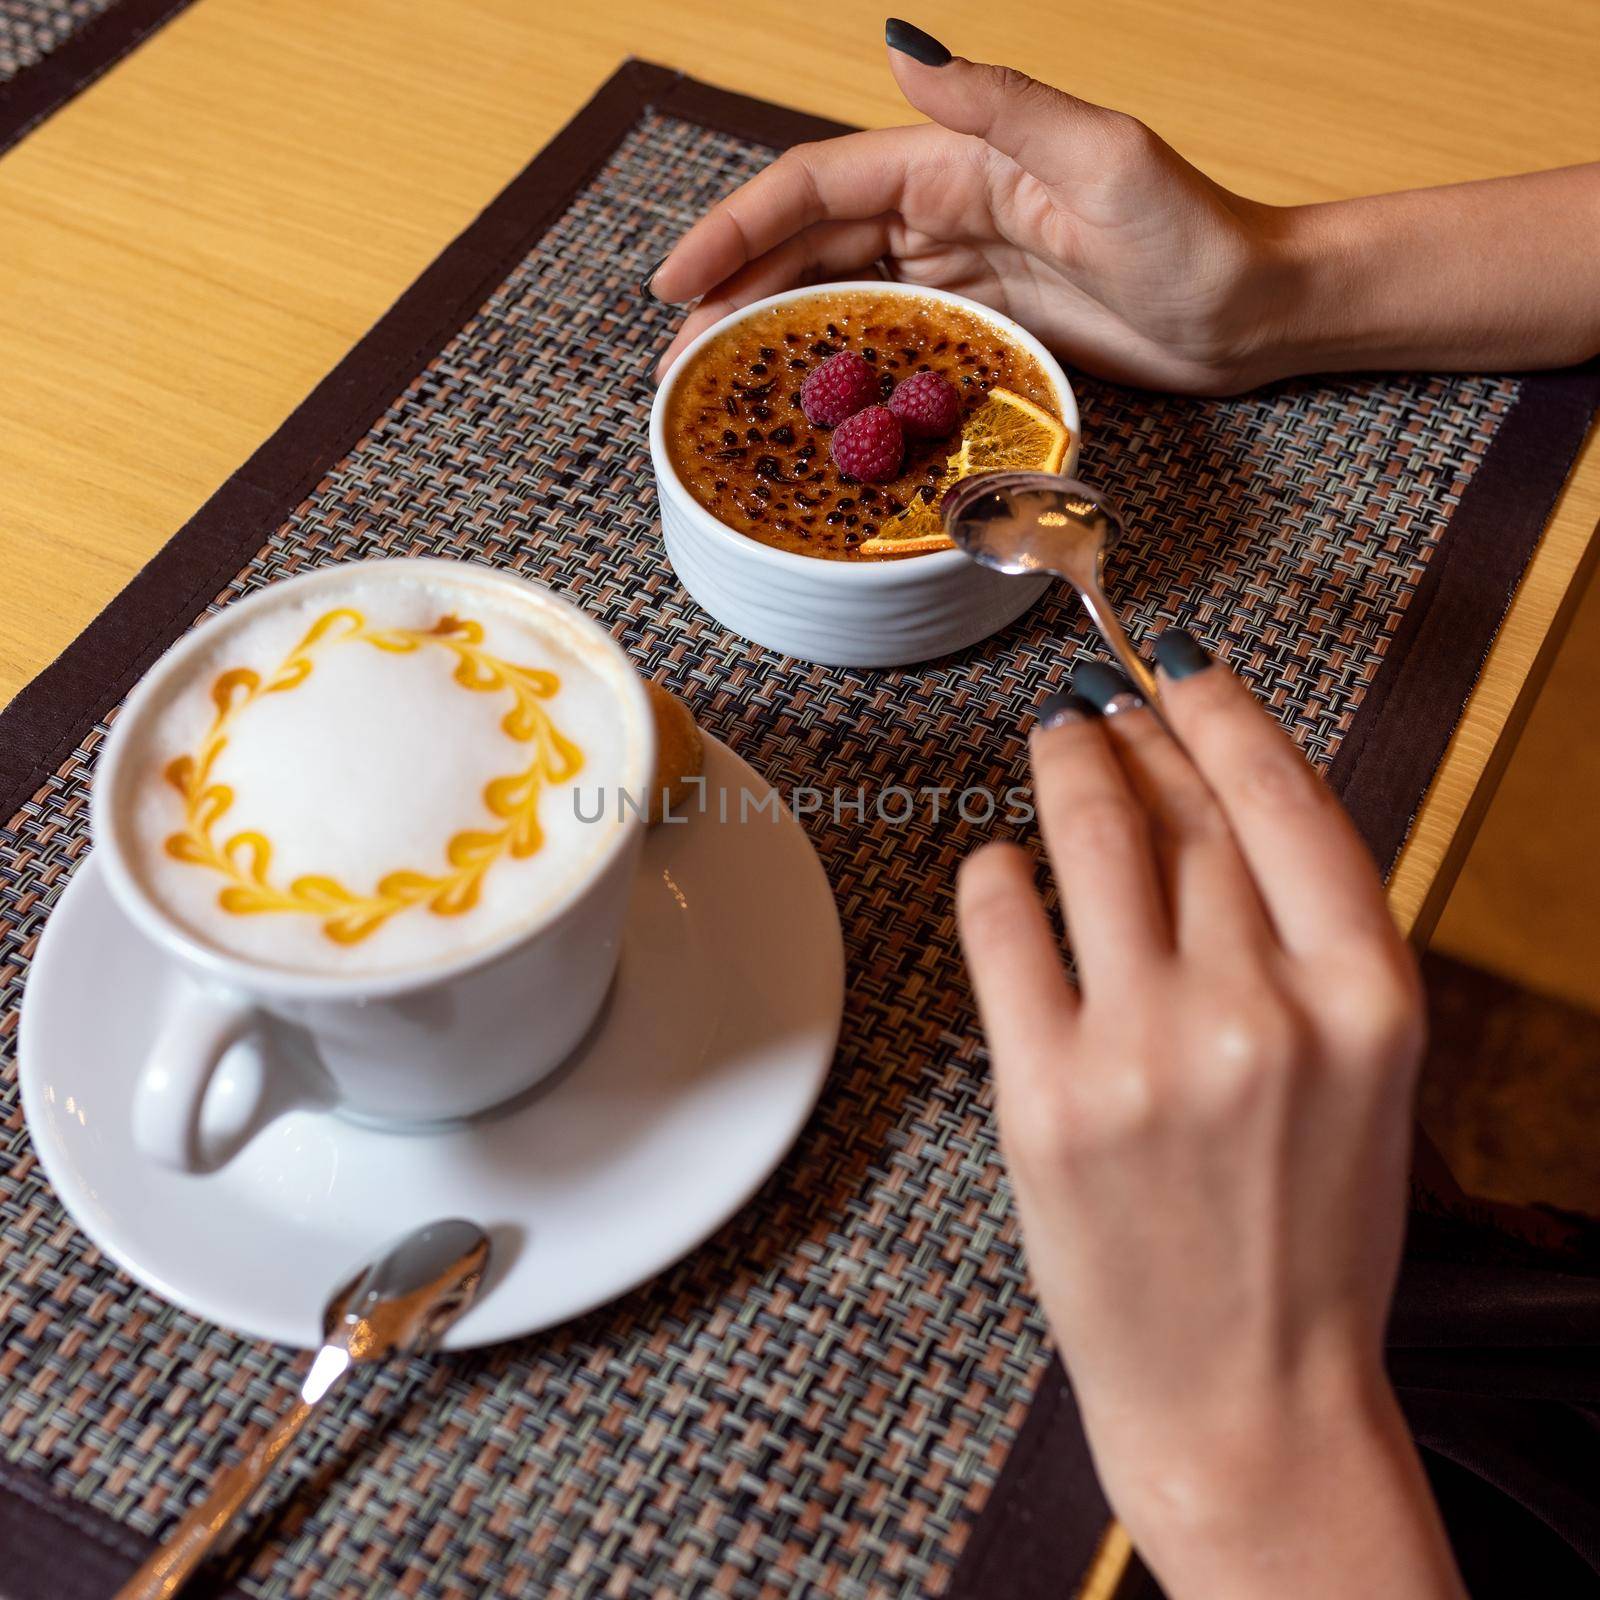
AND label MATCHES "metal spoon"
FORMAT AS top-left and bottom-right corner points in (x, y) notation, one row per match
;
(117, 1218), (491, 1600)
(943, 473), (1160, 704)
